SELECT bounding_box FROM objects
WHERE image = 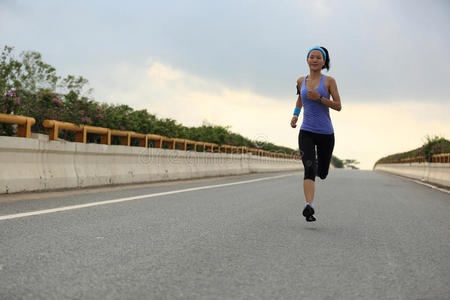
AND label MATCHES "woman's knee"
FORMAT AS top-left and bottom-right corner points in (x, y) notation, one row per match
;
(317, 163), (329, 179)
(303, 159), (316, 181)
